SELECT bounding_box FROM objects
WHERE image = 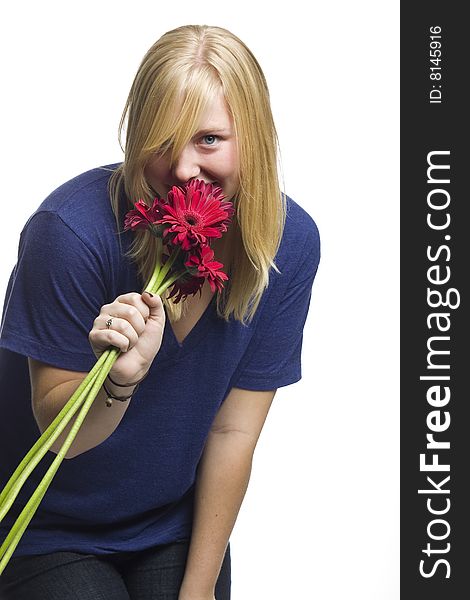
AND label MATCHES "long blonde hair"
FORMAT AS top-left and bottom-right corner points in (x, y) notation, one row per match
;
(109, 24), (286, 323)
